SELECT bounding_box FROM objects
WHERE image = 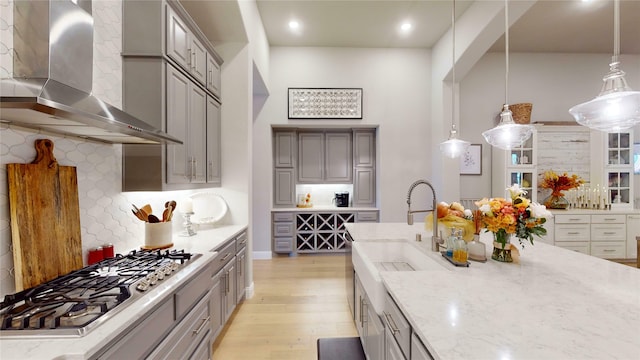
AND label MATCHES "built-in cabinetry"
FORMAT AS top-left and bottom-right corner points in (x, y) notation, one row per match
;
(94, 260), (213, 360)
(272, 128), (377, 208)
(554, 213), (634, 259)
(381, 289), (433, 360)
(121, 0), (223, 191)
(271, 210), (378, 254)
(492, 124), (634, 209)
(355, 274), (384, 360)
(209, 229), (247, 342)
